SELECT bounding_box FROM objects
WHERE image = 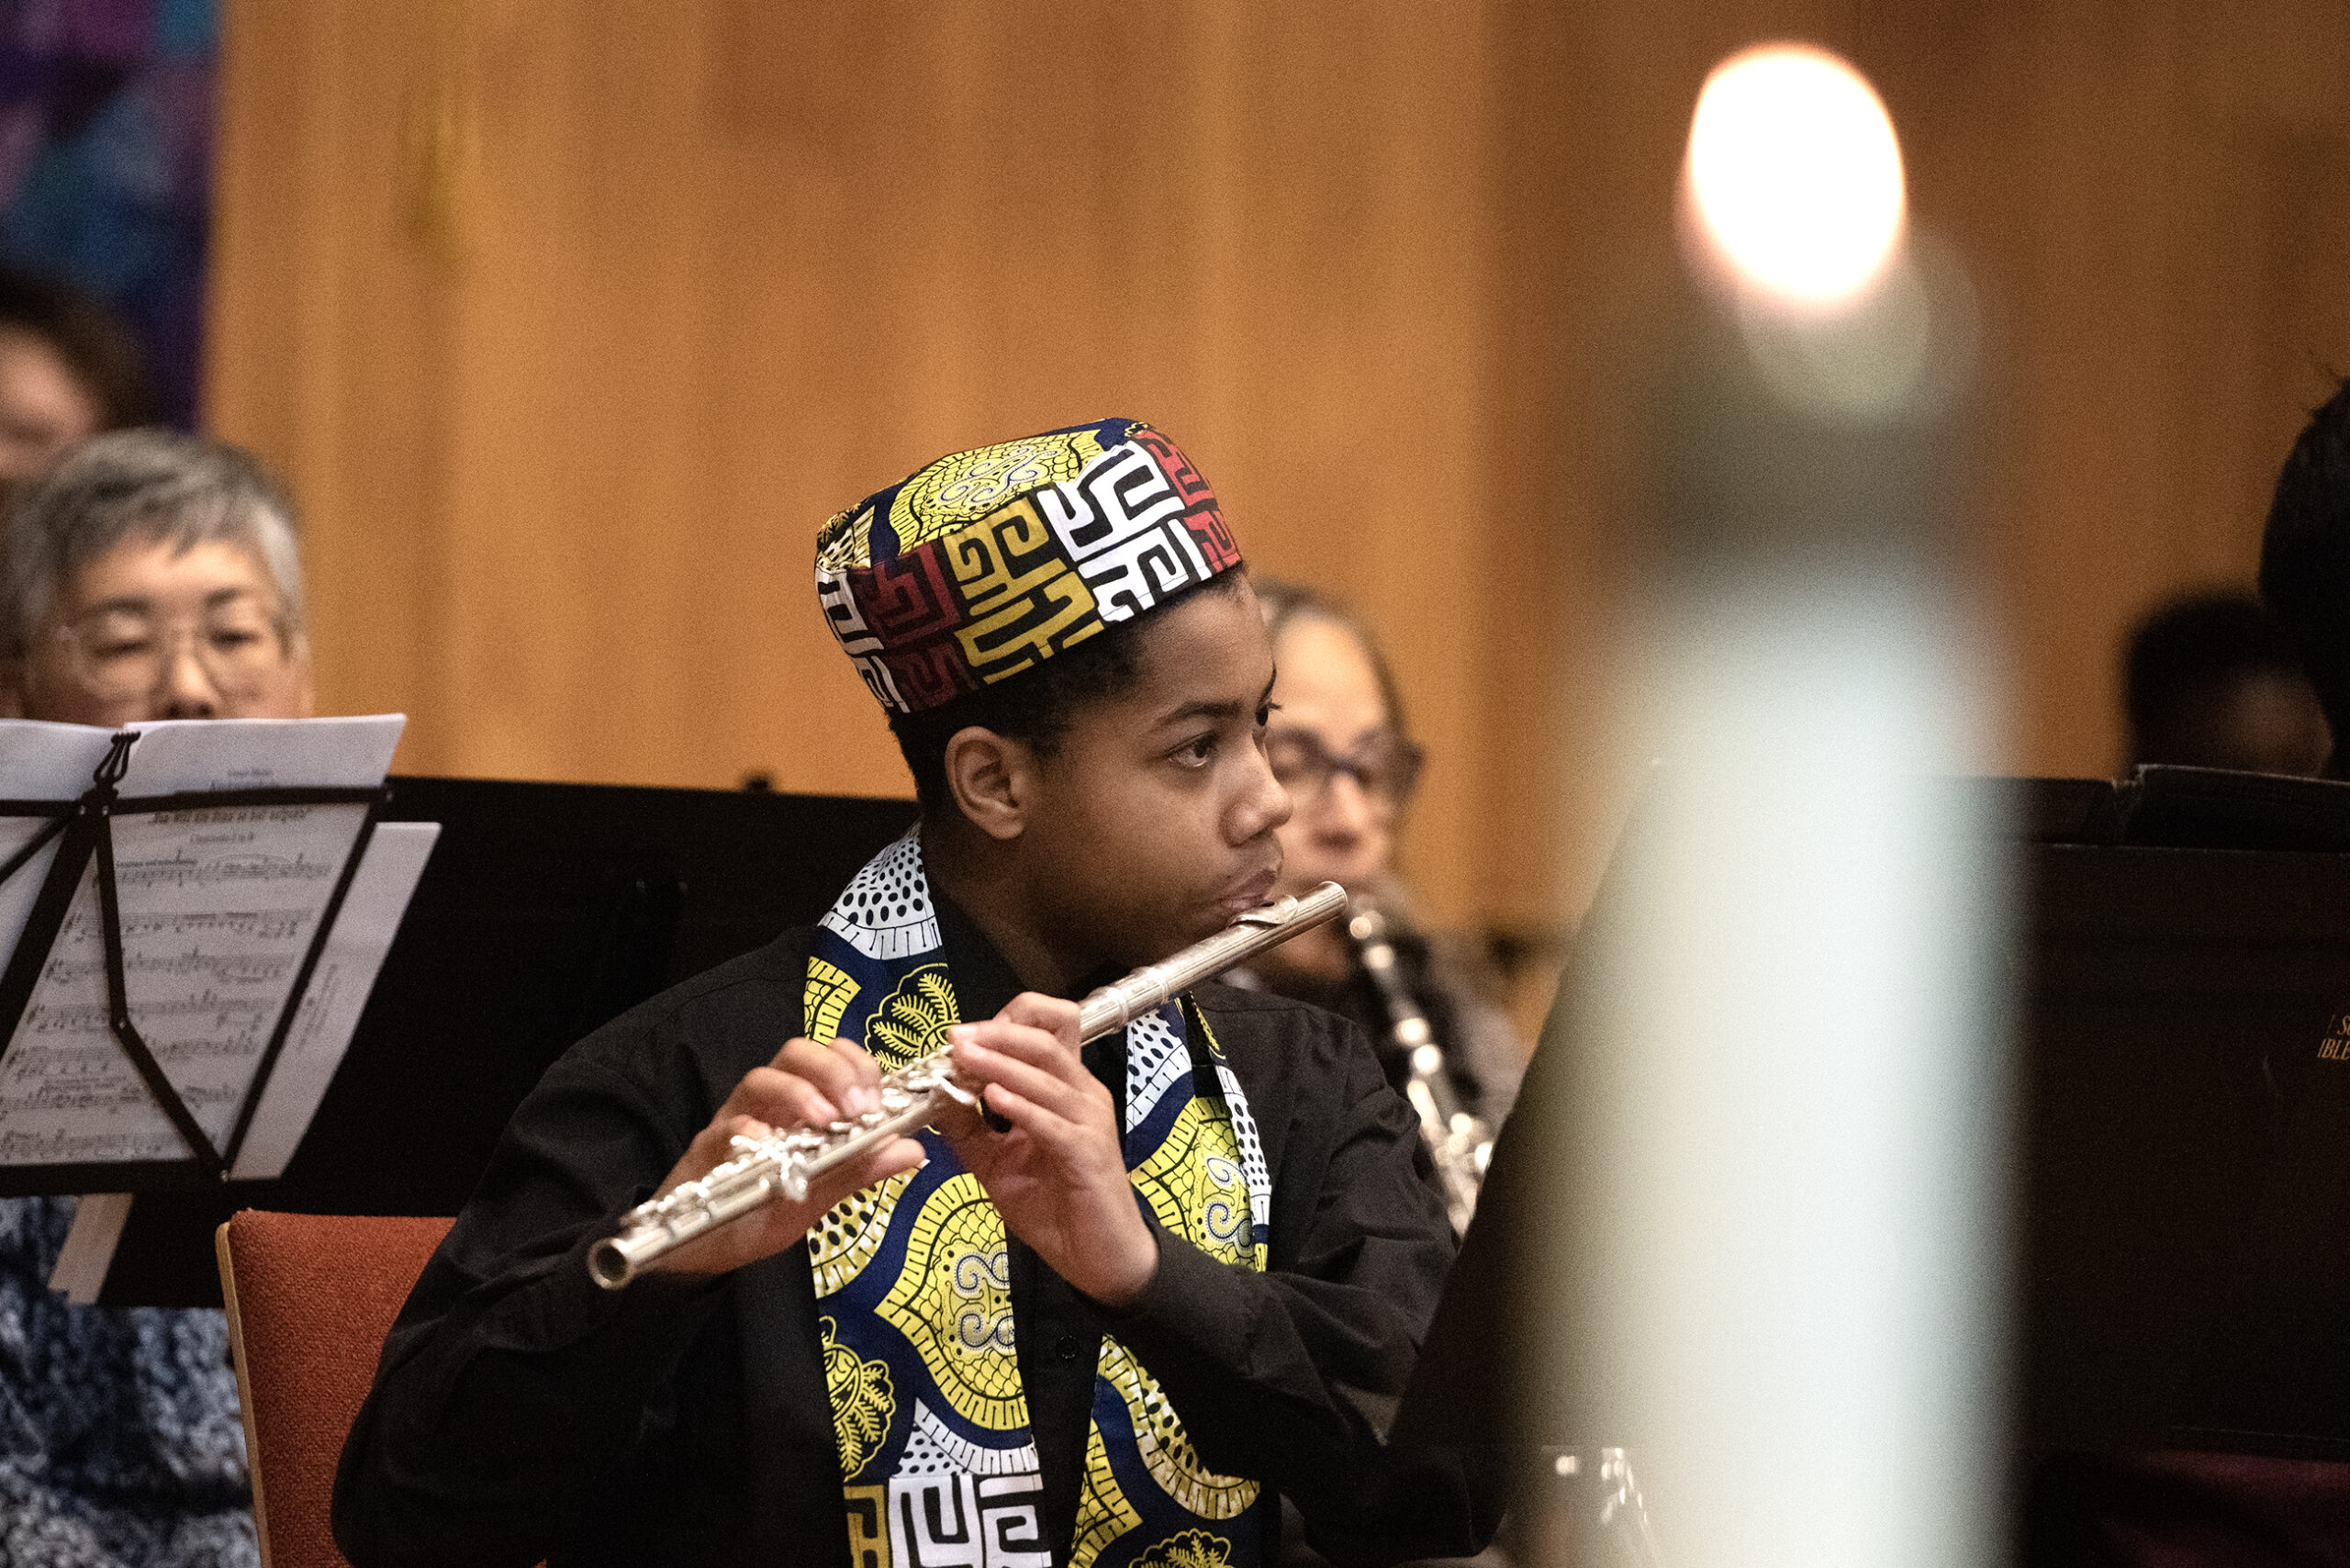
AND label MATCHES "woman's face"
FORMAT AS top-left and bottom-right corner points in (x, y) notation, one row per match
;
(15, 535), (314, 727)
(1267, 614), (1397, 900)
(0, 328), (99, 491)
